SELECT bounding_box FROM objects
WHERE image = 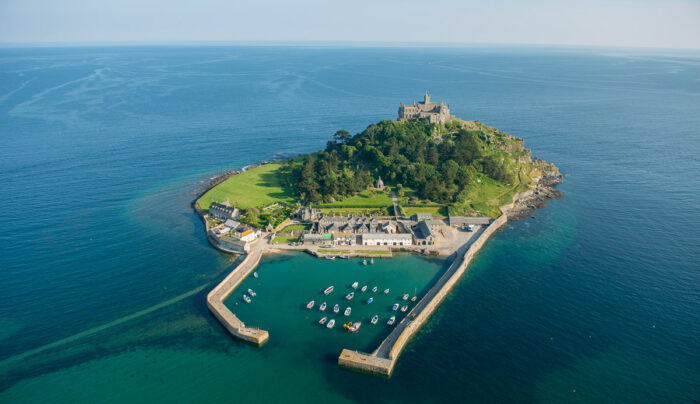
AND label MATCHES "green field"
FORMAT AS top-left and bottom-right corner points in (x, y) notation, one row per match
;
(317, 249), (351, 255)
(401, 206), (448, 217)
(197, 163), (296, 212)
(451, 170), (533, 217)
(280, 224), (311, 232)
(319, 207), (390, 216)
(317, 189), (393, 208)
(355, 250), (391, 255)
(271, 236), (299, 244)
